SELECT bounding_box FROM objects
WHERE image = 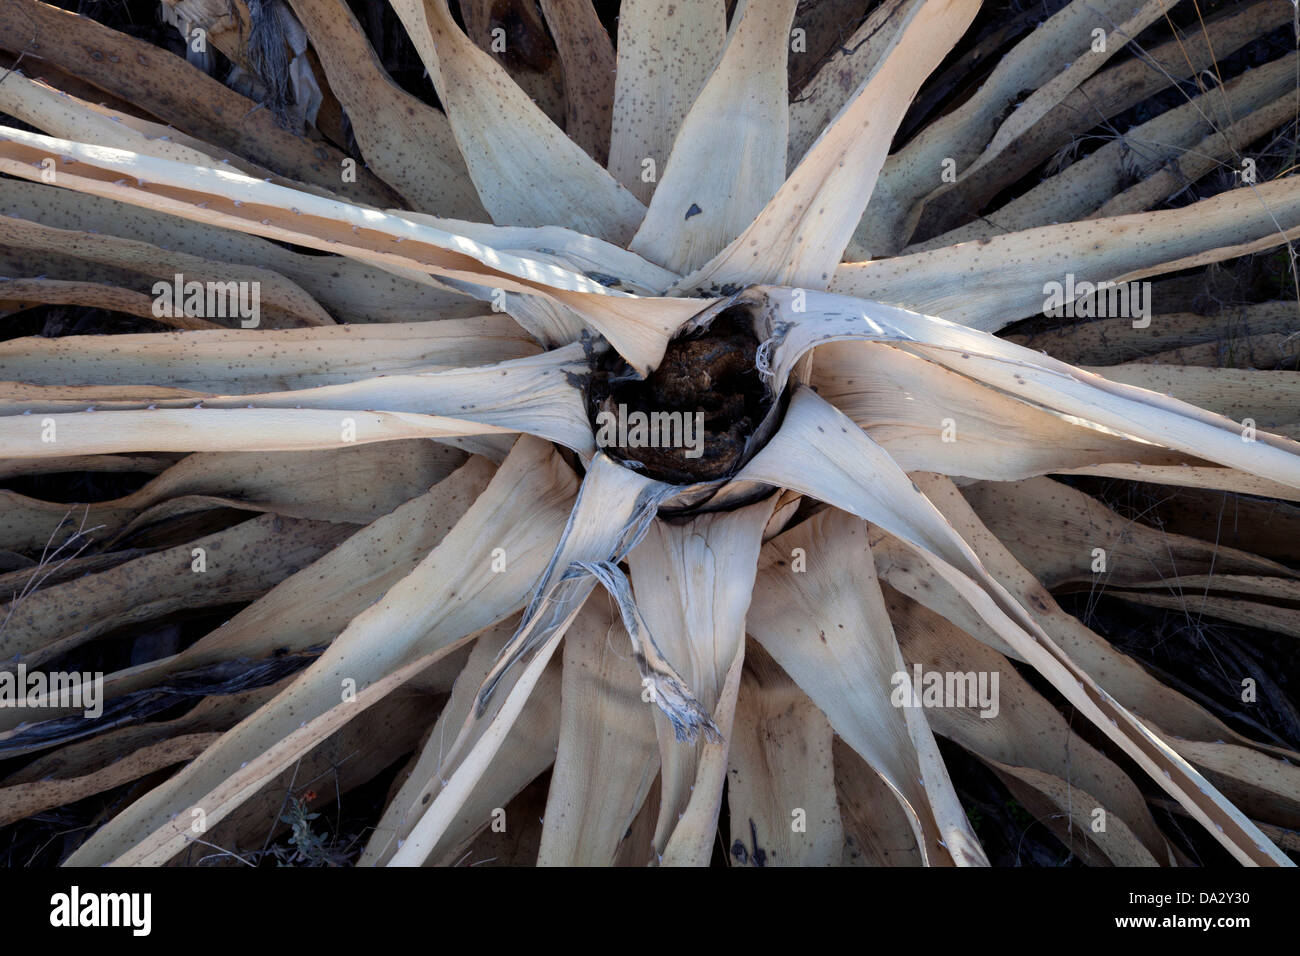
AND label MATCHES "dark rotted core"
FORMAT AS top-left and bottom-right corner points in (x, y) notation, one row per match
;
(585, 309), (772, 484)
